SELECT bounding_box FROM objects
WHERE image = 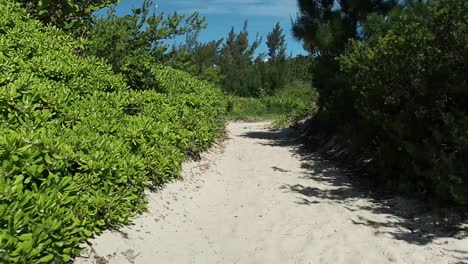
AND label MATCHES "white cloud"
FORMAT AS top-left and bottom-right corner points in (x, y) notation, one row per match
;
(166, 0), (298, 17)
